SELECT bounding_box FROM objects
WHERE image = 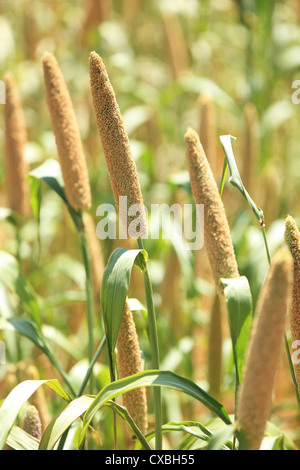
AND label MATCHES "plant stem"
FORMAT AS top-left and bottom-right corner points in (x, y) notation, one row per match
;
(77, 335), (106, 397)
(79, 229), (95, 394)
(261, 224), (271, 265)
(46, 346), (76, 397)
(137, 238), (162, 450)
